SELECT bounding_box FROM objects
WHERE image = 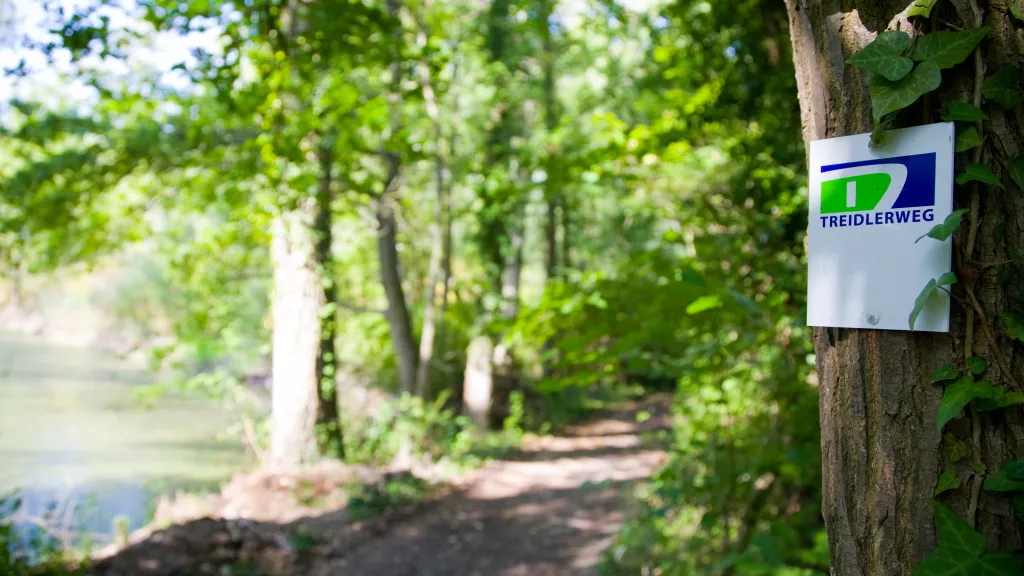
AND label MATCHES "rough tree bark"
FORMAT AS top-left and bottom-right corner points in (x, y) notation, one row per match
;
(269, 203), (322, 469)
(784, 1), (1024, 574)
